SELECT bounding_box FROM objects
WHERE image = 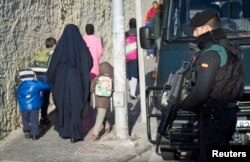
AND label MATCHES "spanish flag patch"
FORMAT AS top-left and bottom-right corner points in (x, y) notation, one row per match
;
(201, 63), (209, 68)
